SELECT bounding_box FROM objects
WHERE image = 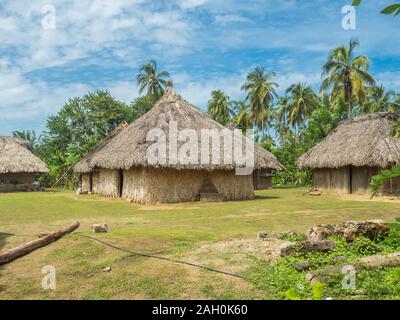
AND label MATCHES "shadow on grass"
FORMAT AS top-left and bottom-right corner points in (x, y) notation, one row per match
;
(254, 195), (280, 200)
